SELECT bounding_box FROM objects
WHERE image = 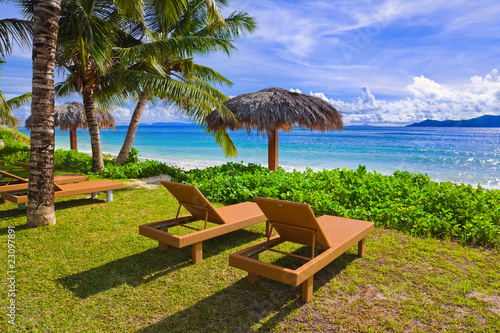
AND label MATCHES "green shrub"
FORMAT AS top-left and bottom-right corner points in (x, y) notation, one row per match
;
(54, 149), (93, 174)
(0, 138), (30, 164)
(178, 162), (500, 247)
(99, 159), (183, 179)
(124, 147), (140, 164)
